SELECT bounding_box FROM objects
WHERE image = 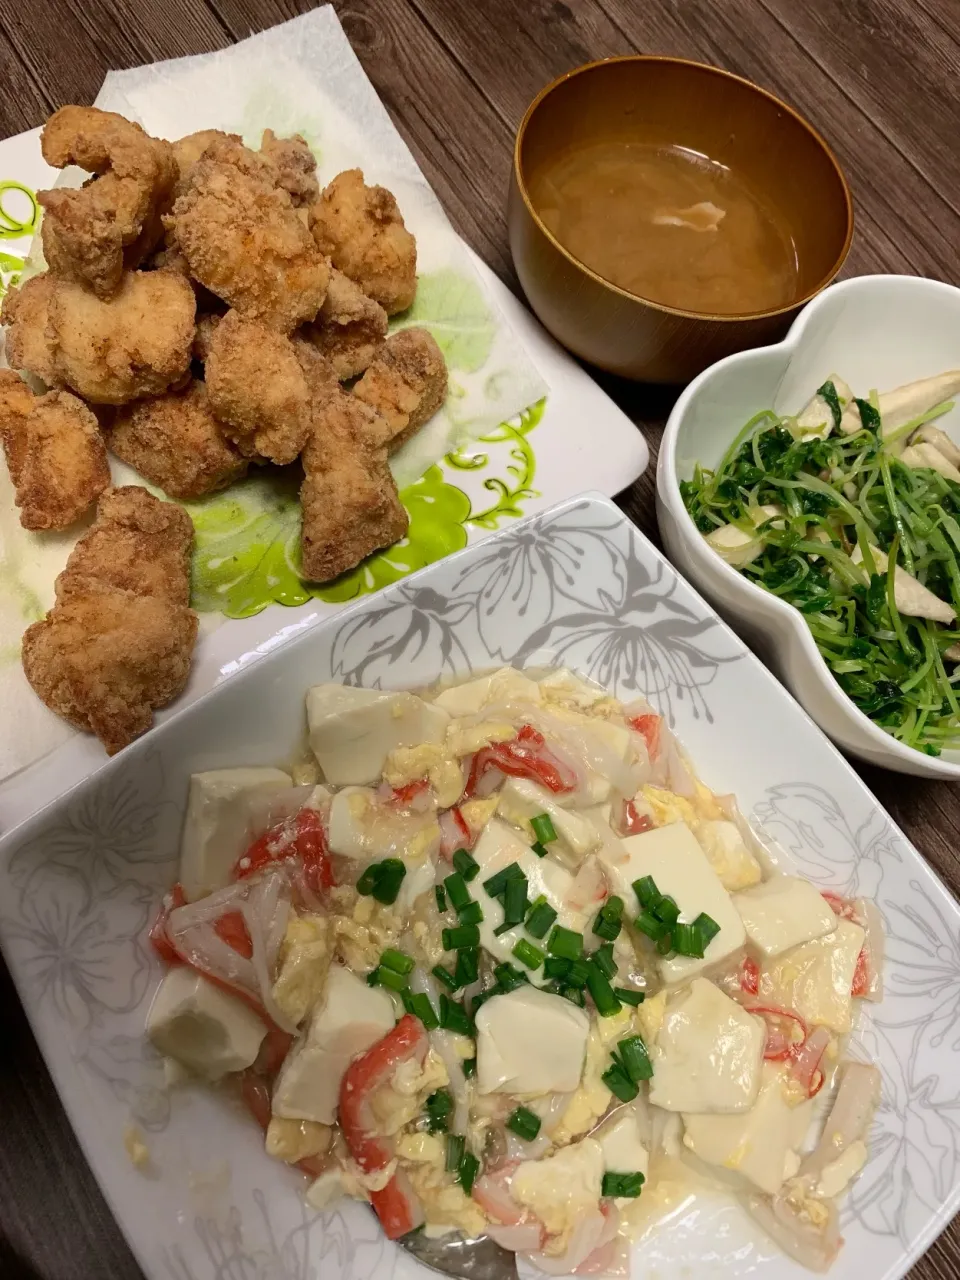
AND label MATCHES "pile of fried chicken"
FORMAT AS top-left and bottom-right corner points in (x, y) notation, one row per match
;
(0, 106), (447, 754)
